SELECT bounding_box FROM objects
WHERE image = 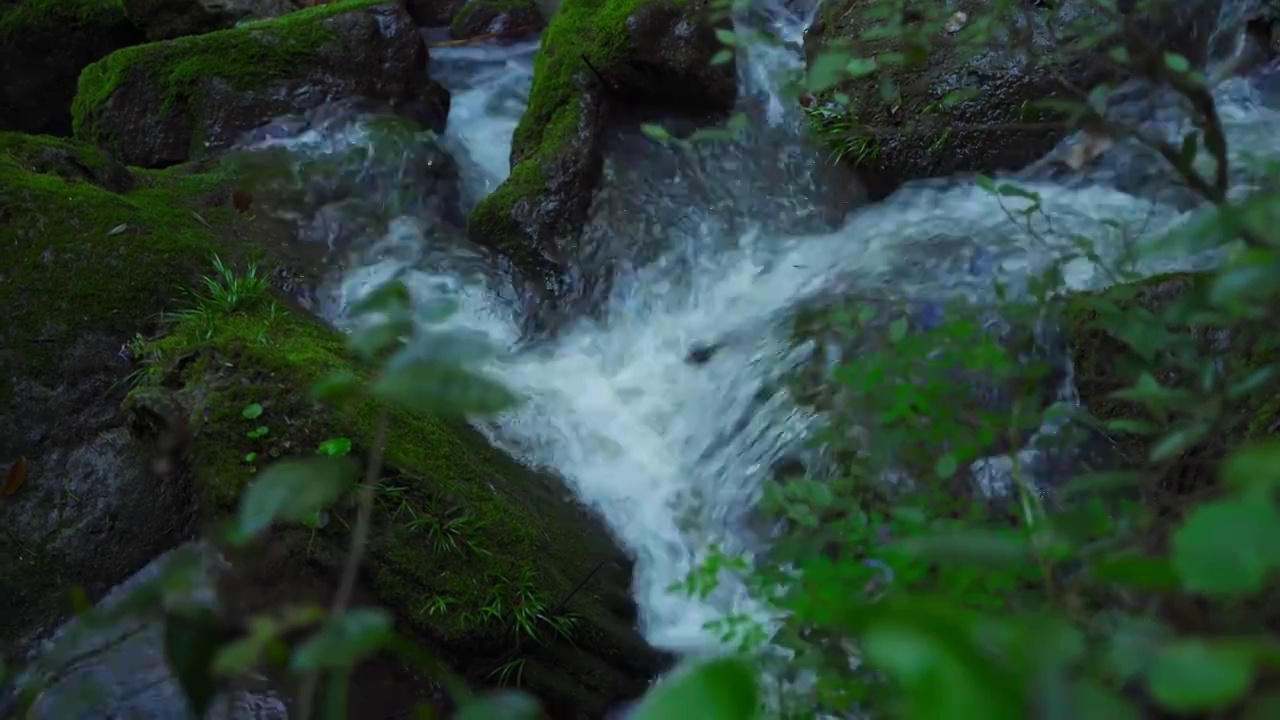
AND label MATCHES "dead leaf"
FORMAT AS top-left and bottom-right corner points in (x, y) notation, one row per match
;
(107, 223), (129, 236)
(231, 189), (253, 213)
(945, 11), (968, 34)
(190, 210), (212, 228)
(3, 457), (28, 498)
(1065, 131), (1114, 169)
